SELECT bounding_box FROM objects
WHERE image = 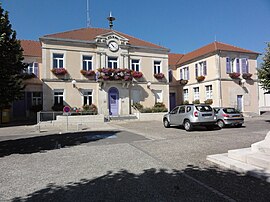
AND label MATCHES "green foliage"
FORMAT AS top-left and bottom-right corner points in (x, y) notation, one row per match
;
(183, 100), (189, 104)
(140, 102), (168, 113)
(258, 43), (270, 91)
(140, 107), (153, 113)
(153, 102), (165, 108)
(132, 102), (143, 111)
(83, 104), (98, 115)
(152, 102), (167, 112)
(0, 4), (28, 110)
(204, 99), (213, 105)
(192, 99), (200, 104)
